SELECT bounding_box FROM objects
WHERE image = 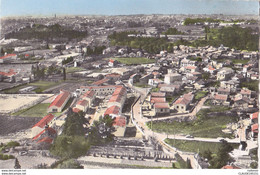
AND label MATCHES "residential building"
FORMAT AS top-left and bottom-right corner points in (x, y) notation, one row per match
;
(217, 67), (234, 81)
(173, 92), (194, 113)
(164, 73), (182, 84)
(154, 103), (170, 115)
